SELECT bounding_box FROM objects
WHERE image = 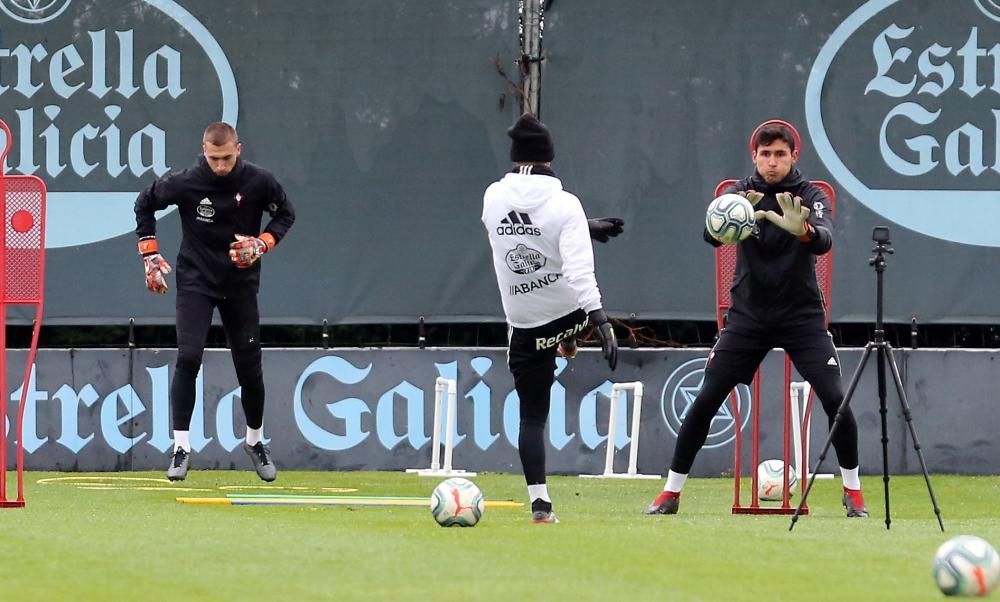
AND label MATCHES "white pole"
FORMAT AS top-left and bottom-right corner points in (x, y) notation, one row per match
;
(791, 380), (832, 480)
(443, 380), (457, 472)
(603, 387), (619, 476)
(408, 377), (476, 477)
(430, 377), (445, 471)
(626, 382), (644, 475)
(799, 381), (812, 480)
(790, 382), (804, 480)
(580, 382), (660, 479)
